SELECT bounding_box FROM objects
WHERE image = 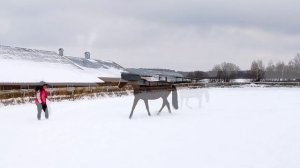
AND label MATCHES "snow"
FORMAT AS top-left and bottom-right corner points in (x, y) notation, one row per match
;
(1, 88), (300, 168)
(0, 45), (125, 83)
(77, 66), (125, 78)
(232, 79), (251, 83)
(0, 59), (102, 83)
(0, 45), (67, 63)
(240, 83), (267, 88)
(65, 56), (126, 78)
(127, 68), (184, 78)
